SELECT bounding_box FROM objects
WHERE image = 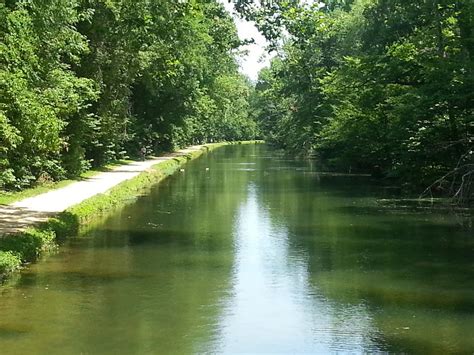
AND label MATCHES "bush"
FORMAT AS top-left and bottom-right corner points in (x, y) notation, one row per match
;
(0, 229), (56, 262)
(0, 251), (21, 277)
